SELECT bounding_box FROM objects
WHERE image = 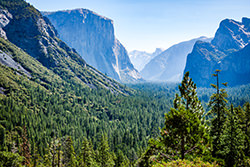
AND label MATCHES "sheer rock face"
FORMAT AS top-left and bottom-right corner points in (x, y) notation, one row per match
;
(0, 1), (129, 93)
(0, 9), (12, 39)
(211, 17), (250, 51)
(43, 9), (142, 82)
(2, 6), (62, 68)
(184, 41), (226, 87)
(184, 18), (250, 87)
(141, 37), (211, 82)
